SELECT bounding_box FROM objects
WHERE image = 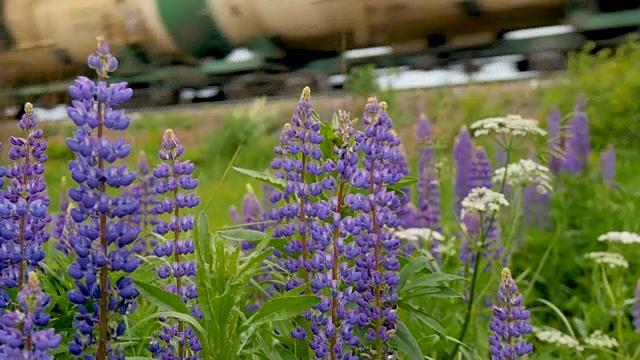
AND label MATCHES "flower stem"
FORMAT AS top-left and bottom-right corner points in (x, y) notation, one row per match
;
(449, 149), (510, 360)
(329, 178), (346, 360)
(369, 161), (384, 360)
(97, 98), (109, 360)
(173, 181), (184, 358)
